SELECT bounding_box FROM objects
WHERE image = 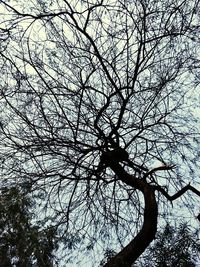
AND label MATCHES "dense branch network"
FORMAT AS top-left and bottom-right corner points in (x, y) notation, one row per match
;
(0, 0), (200, 266)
